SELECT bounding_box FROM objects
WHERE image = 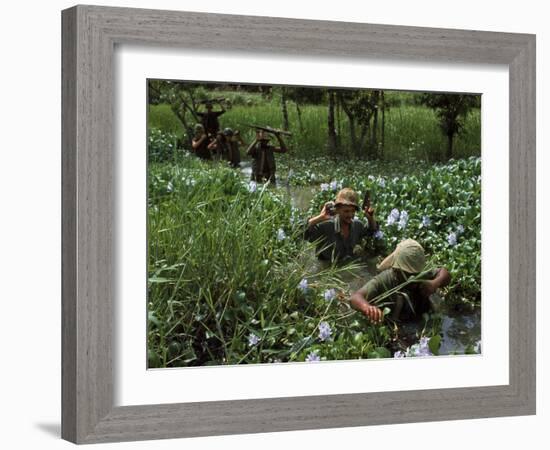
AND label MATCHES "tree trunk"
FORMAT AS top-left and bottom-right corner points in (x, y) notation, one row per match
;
(327, 90), (337, 155)
(336, 94), (342, 150)
(171, 105), (192, 149)
(371, 91), (380, 157)
(447, 133), (454, 160)
(281, 88), (289, 131)
(338, 92), (359, 157)
(349, 118), (359, 157)
(358, 119), (370, 158)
